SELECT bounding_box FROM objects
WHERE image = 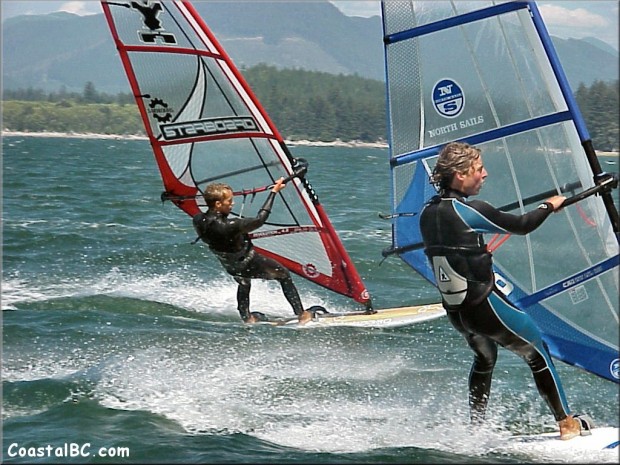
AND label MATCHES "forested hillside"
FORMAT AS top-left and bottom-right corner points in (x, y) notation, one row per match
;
(2, 65), (618, 151)
(243, 65), (385, 142)
(574, 80), (620, 152)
